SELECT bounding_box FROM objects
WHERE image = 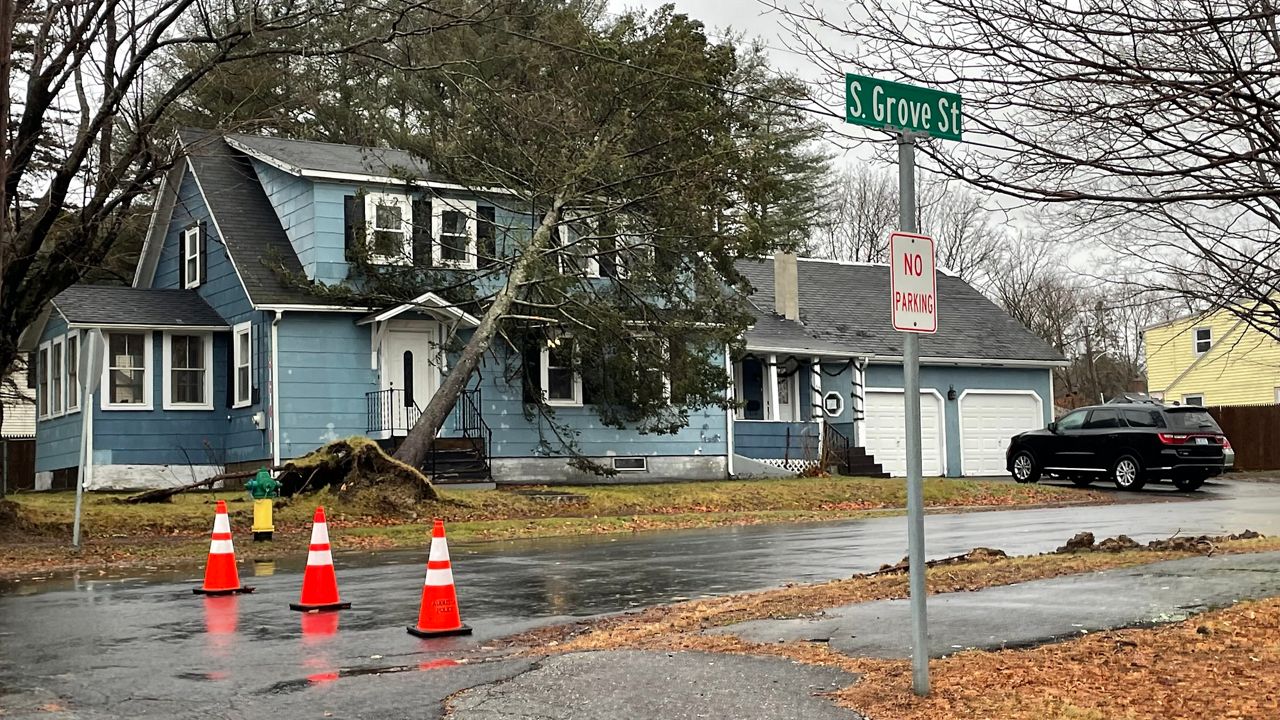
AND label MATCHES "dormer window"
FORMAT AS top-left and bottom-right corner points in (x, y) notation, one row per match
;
(432, 198), (477, 269)
(365, 192), (412, 265)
